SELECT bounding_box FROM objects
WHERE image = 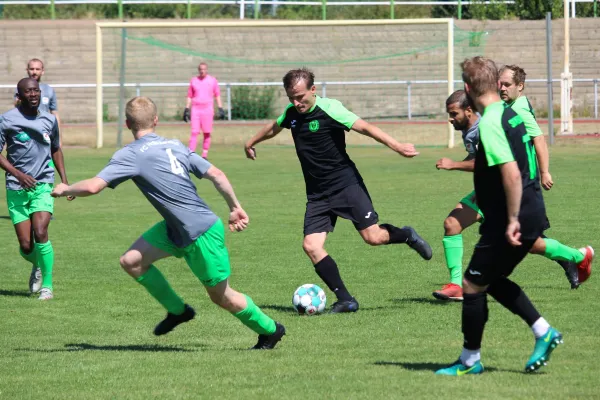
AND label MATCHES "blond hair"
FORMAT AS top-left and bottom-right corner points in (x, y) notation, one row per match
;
(460, 56), (499, 98)
(126, 97), (157, 131)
